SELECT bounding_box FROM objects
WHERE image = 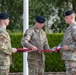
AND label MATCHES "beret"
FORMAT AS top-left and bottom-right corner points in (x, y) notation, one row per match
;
(0, 13), (9, 19)
(36, 16), (46, 23)
(63, 10), (74, 16)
